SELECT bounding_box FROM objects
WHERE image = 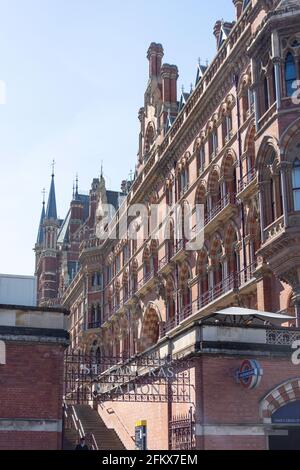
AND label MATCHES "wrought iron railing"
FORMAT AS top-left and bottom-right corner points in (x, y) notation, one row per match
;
(238, 167), (256, 192)
(205, 193), (236, 226)
(162, 264), (256, 334)
(137, 269), (155, 291)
